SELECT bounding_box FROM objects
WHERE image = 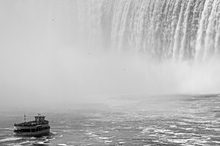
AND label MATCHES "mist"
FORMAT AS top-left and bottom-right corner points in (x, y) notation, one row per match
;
(1, 0), (220, 112)
(2, 48), (220, 111)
